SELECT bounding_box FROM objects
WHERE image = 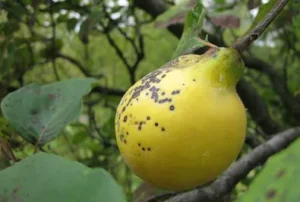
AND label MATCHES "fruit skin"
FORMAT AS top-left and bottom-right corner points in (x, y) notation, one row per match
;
(115, 47), (247, 191)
